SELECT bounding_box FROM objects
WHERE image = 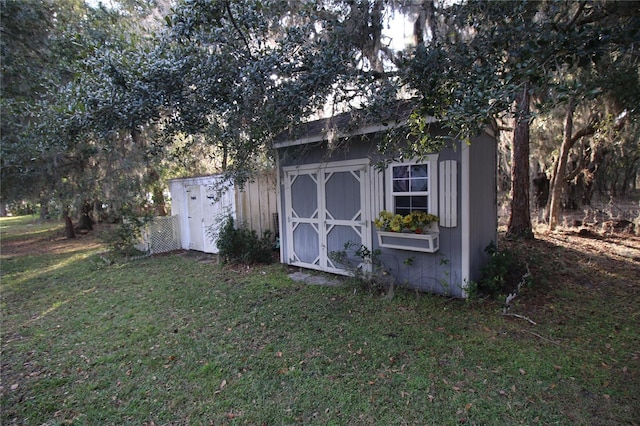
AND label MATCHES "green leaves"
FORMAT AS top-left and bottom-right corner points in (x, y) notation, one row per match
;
(404, 0), (639, 140)
(5, 0), (636, 232)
